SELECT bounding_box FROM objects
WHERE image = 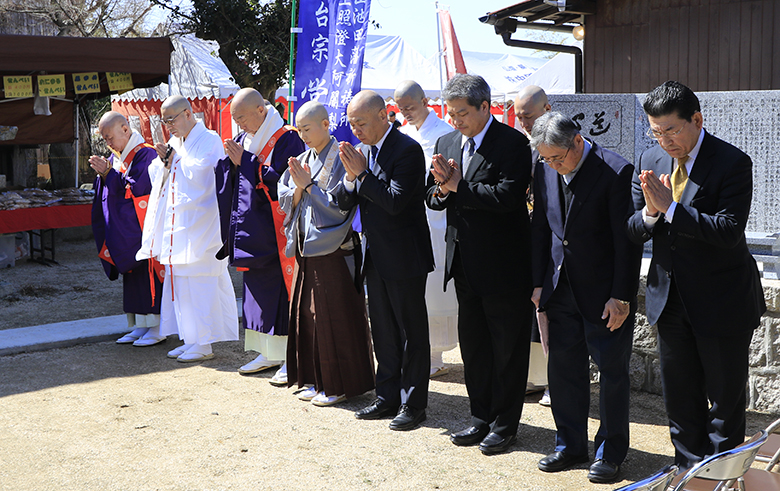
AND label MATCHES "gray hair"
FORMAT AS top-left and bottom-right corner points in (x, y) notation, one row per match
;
(441, 74), (490, 109)
(529, 112), (580, 151)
